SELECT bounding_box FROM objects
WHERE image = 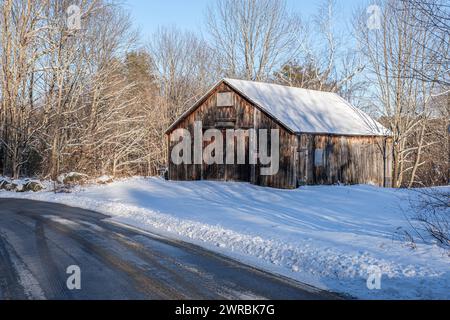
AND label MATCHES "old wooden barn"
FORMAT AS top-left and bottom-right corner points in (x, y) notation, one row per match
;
(165, 79), (392, 189)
